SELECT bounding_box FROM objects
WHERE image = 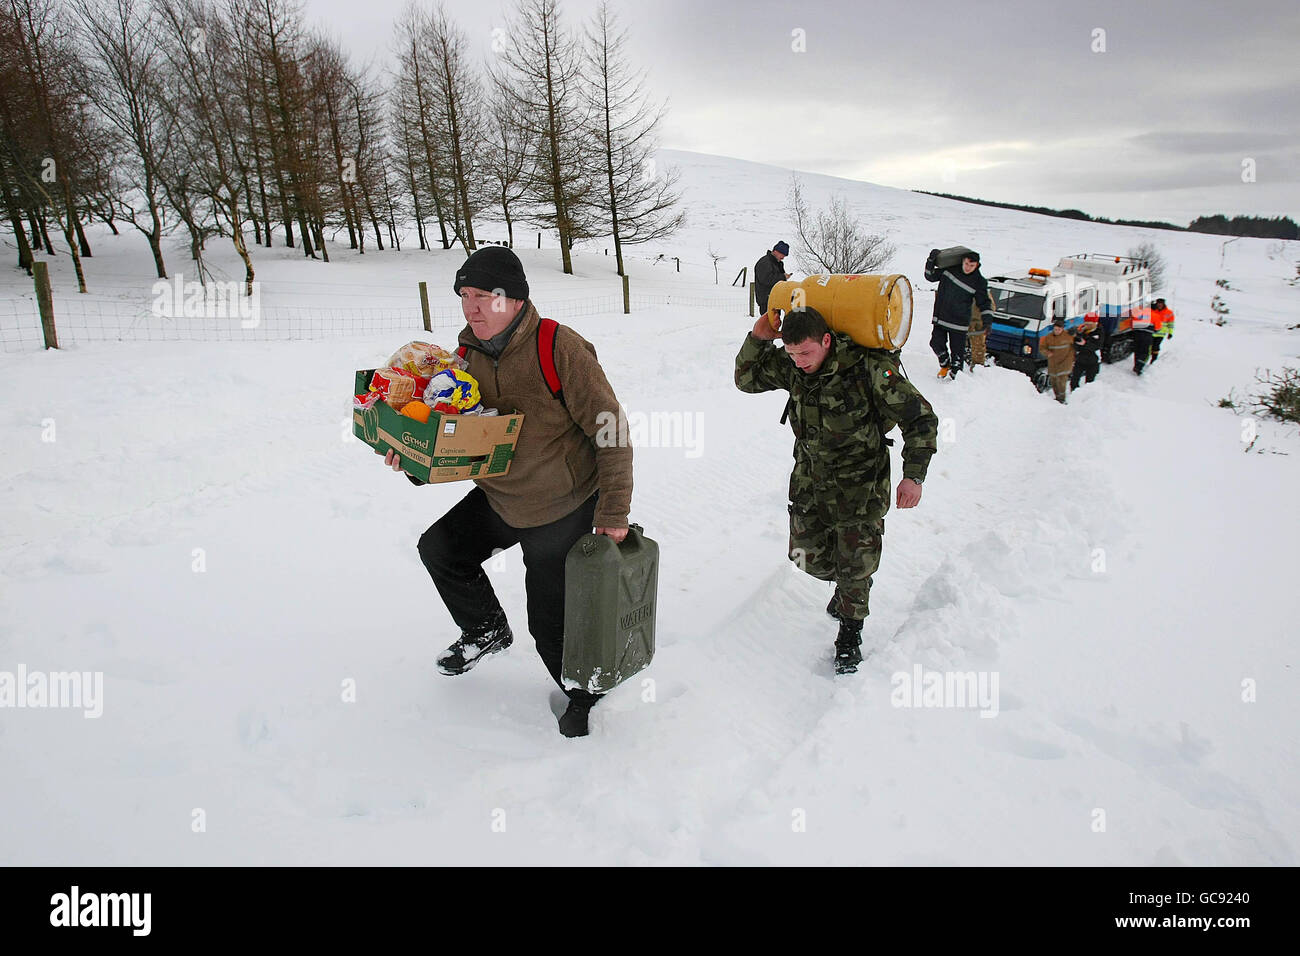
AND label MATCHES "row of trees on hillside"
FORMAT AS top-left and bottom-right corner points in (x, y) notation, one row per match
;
(0, 0), (684, 293)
